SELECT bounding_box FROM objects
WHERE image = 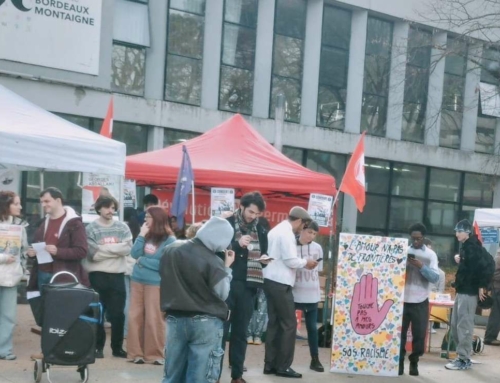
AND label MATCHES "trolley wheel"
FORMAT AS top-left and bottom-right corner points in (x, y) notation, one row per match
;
(33, 360), (42, 383)
(77, 365), (89, 383)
